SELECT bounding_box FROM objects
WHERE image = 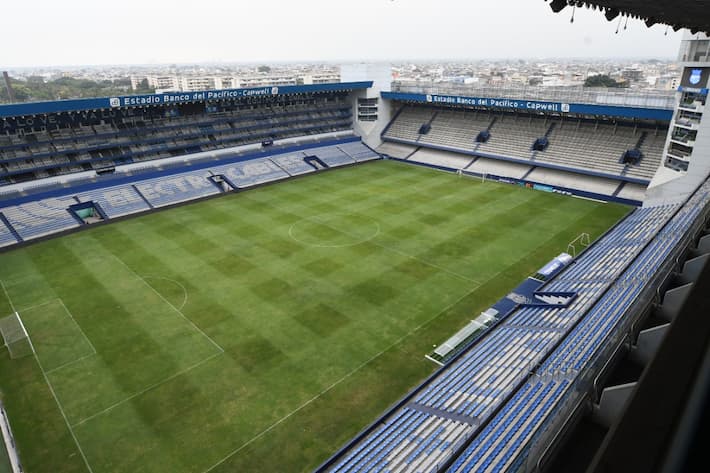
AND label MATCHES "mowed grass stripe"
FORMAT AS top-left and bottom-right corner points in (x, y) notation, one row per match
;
(0, 160), (628, 473)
